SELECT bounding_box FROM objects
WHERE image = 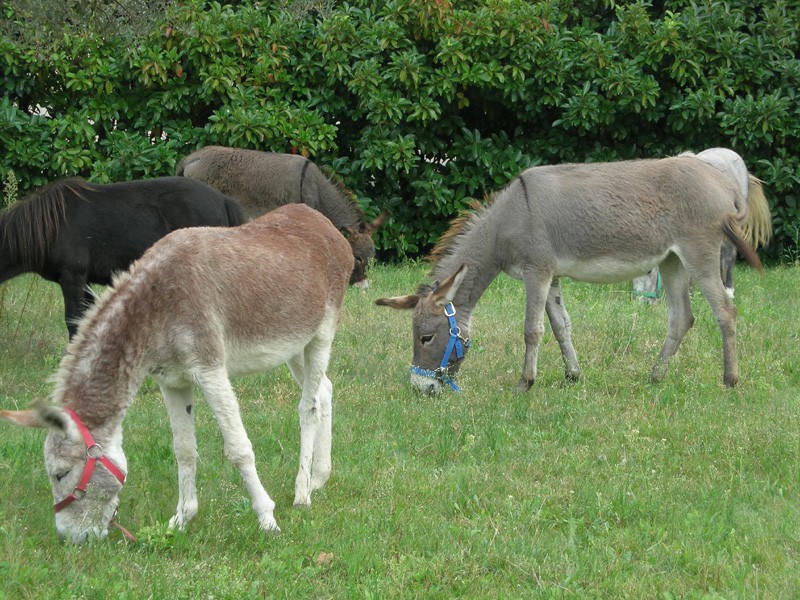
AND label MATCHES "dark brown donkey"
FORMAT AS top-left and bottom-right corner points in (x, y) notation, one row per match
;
(0, 176), (244, 338)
